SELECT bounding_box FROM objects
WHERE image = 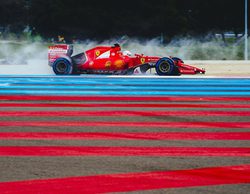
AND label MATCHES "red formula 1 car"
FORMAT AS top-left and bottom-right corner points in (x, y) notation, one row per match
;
(48, 44), (205, 76)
